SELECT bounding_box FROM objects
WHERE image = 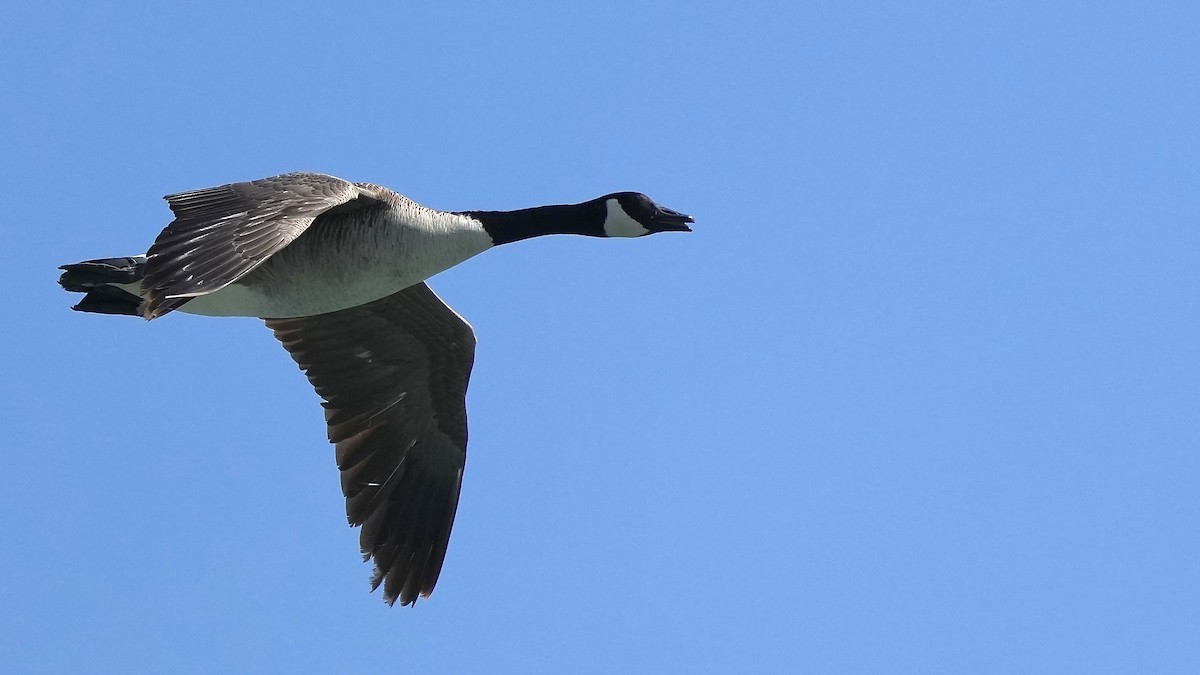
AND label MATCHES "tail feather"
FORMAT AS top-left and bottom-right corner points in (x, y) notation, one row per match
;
(58, 256), (147, 317)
